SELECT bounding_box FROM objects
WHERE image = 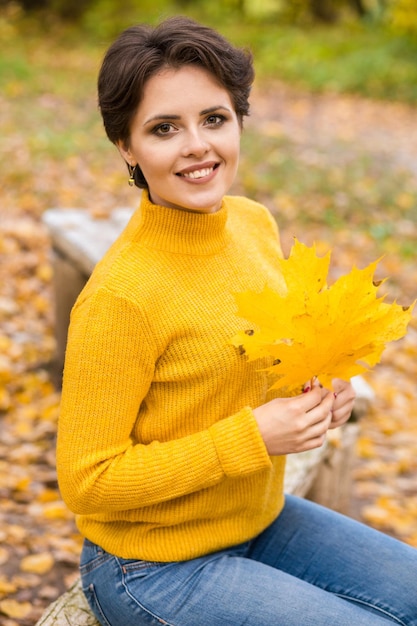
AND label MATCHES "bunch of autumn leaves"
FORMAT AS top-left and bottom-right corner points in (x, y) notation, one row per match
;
(232, 240), (415, 393)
